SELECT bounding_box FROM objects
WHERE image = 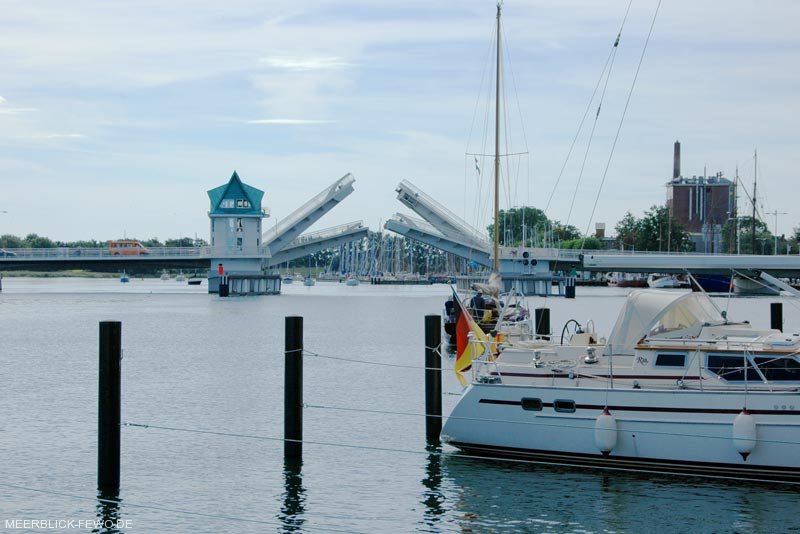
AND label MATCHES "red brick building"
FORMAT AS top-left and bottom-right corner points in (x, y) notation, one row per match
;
(665, 141), (737, 252)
